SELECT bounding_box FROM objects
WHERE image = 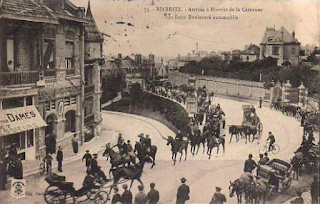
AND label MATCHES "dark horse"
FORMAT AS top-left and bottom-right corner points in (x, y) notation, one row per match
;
(245, 179), (268, 204)
(111, 156), (153, 190)
(242, 126), (257, 144)
(229, 173), (254, 204)
(228, 125), (243, 143)
(102, 146), (136, 169)
(134, 142), (157, 168)
(189, 131), (206, 155)
(166, 136), (188, 165)
(206, 135), (225, 159)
